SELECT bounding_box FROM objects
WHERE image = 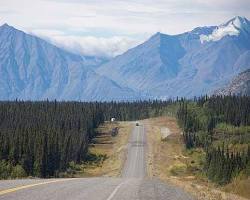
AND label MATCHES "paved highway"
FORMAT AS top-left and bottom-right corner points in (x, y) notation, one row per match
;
(122, 124), (146, 178)
(0, 123), (194, 200)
